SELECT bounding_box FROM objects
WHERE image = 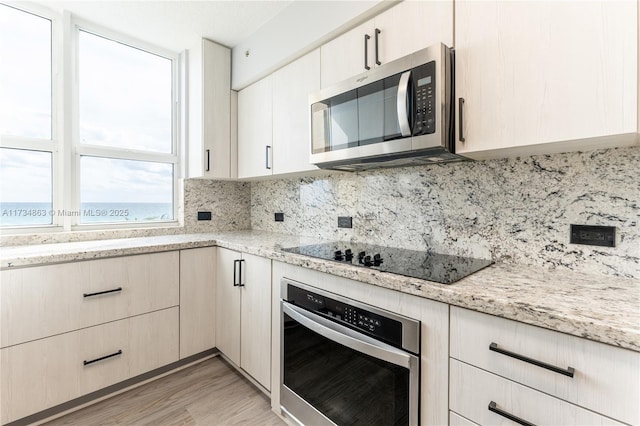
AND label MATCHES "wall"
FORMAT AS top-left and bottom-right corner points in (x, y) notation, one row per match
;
(251, 146), (640, 279)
